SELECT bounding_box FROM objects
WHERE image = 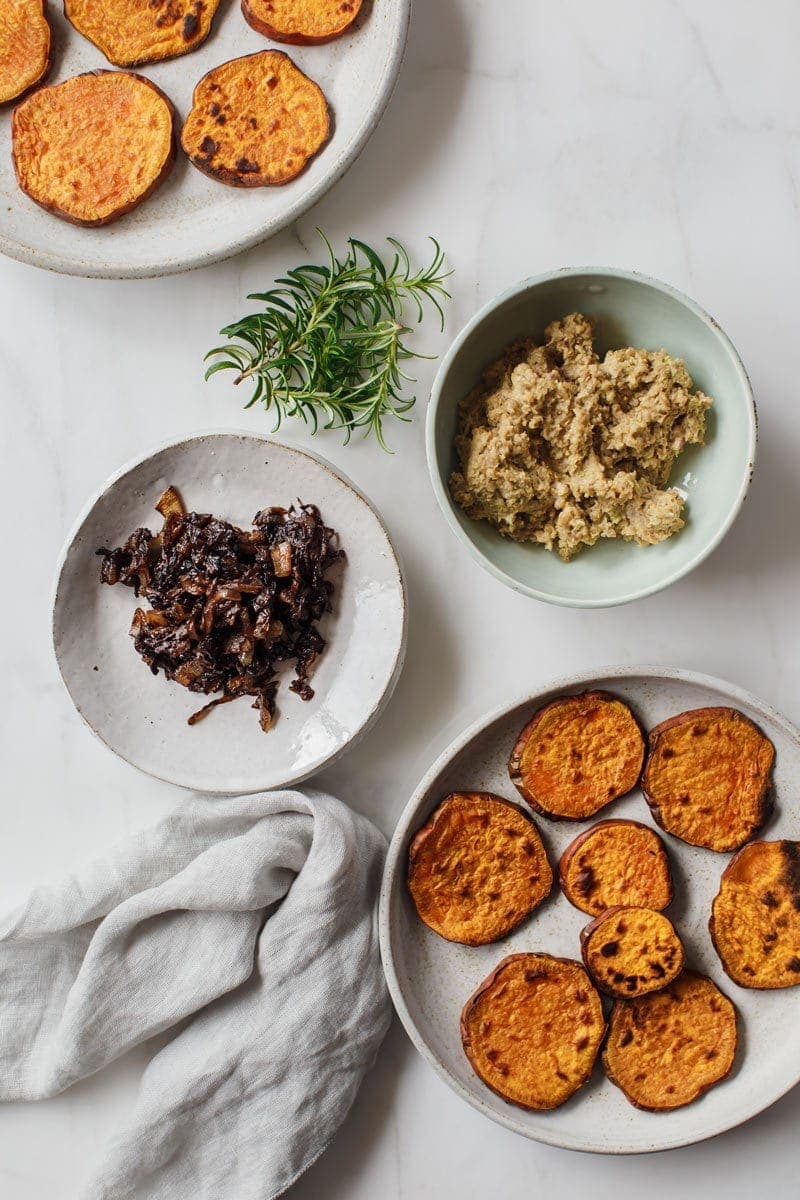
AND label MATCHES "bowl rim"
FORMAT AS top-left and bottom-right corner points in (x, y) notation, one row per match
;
(378, 664), (800, 1154)
(425, 266), (757, 609)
